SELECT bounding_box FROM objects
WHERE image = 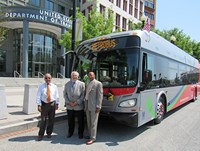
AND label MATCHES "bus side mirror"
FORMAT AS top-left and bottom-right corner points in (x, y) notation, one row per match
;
(143, 70), (152, 83)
